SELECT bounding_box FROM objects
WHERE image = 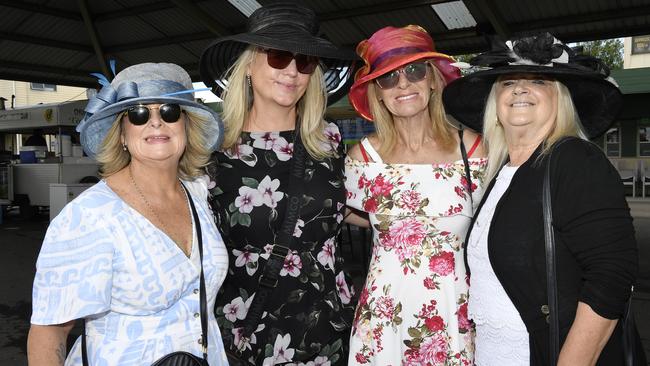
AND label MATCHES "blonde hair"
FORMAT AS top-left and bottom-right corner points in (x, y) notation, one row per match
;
(96, 110), (212, 179)
(367, 61), (456, 156)
(482, 79), (587, 182)
(221, 46), (335, 160)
